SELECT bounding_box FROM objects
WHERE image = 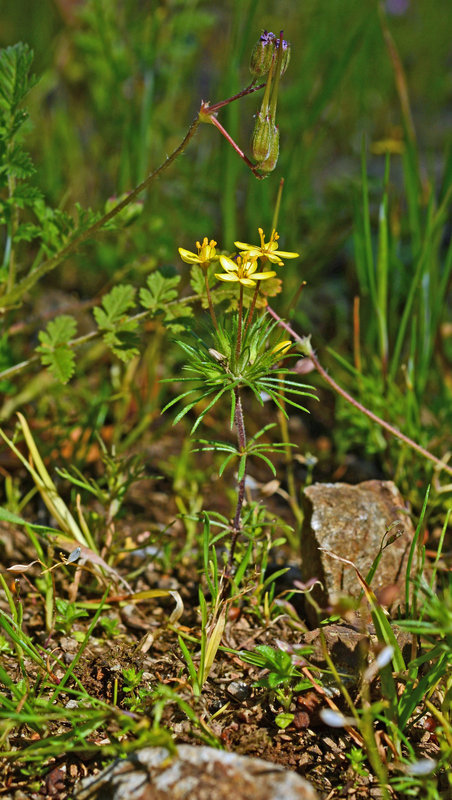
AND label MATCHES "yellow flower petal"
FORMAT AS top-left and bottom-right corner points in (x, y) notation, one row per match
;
(215, 272), (239, 282)
(271, 249), (299, 259)
(219, 255), (238, 272)
(234, 228), (299, 265)
(252, 271), (277, 280)
(178, 247), (199, 264)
